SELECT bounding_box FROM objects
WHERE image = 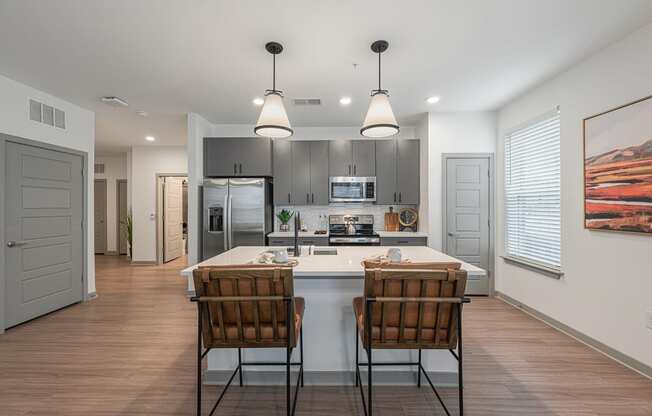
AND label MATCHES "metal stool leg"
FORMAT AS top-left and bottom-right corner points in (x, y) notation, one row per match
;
(300, 326), (304, 387)
(457, 303), (464, 416)
(197, 304), (202, 416)
(238, 348), (243, 387)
